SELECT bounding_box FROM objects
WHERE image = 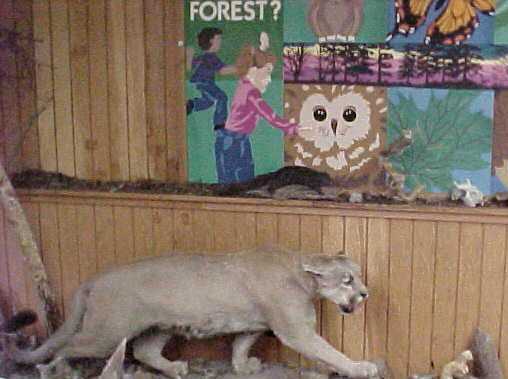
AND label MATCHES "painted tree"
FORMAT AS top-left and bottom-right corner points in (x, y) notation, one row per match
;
(398, 45), (419, 85)
(347, 44), (375, 83)
(377, 43), (394, 85)
(285, 43), (306, 82)
(341, 43), (365, 84)
(425, 49), (445, 86)
(318, 43), (332, 82)
(415, 44), (437, 86)
(318, 43), (344, 83)
(458, 45), (483, 86)
(441, 46), (463, 85)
